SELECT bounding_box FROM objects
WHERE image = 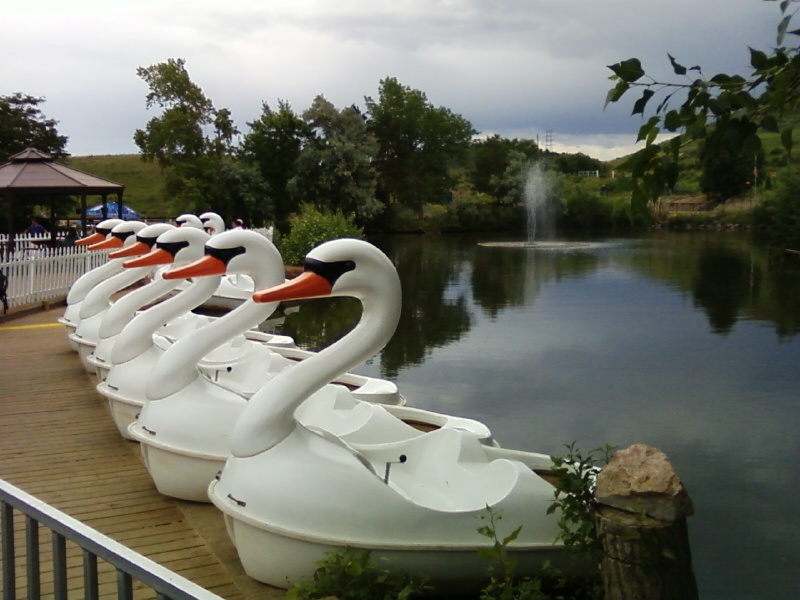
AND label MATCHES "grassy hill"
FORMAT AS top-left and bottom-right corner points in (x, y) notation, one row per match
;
(66, 154), (171, 218)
